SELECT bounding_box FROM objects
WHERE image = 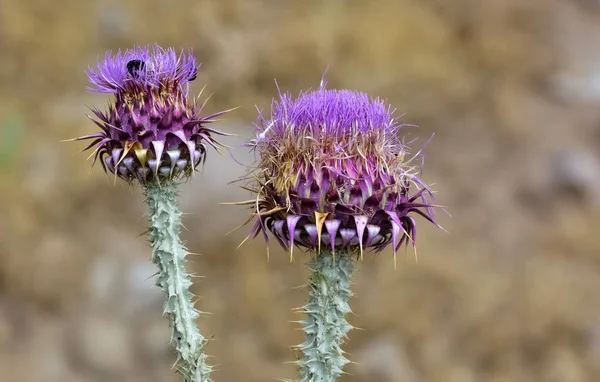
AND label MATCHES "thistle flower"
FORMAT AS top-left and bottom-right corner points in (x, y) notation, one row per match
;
(248, 82), (439, 262)
(69, 45), (230, 382)
(73, 44), (227, 184)
(243, 81), (442, 382)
